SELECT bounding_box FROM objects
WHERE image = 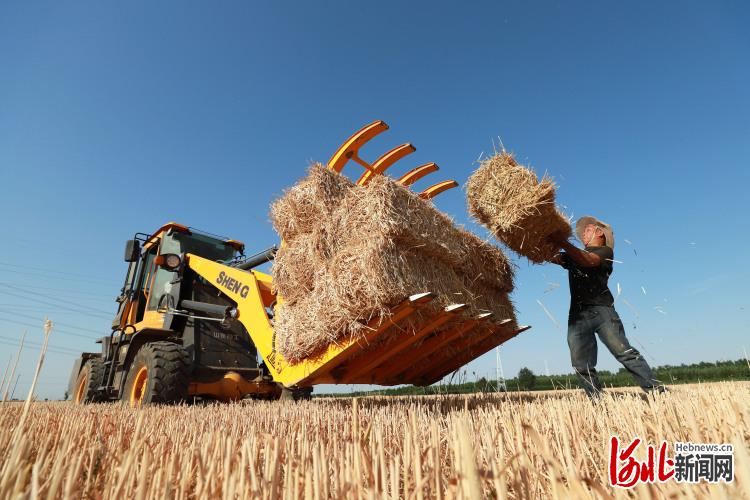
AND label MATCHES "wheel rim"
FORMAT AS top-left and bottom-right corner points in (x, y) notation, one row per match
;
(74, 371), (87, 404)
(129, 366), (148, 407)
